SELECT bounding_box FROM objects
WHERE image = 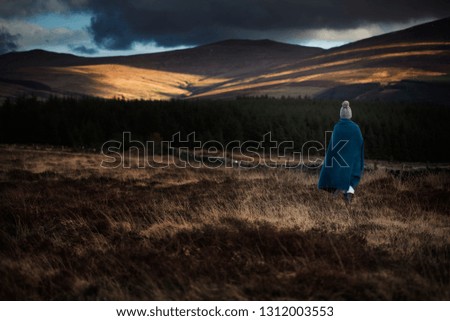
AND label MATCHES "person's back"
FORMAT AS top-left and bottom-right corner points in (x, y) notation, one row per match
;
(318, 100), (364, 203)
